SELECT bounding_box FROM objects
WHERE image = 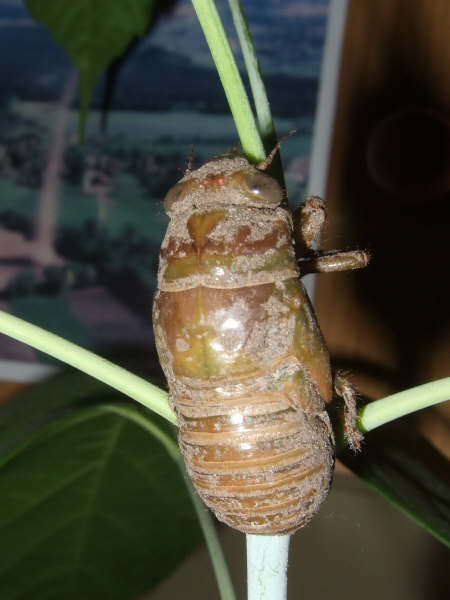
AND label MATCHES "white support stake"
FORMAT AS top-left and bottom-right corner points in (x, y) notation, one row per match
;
(247, 534), (290, 600)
